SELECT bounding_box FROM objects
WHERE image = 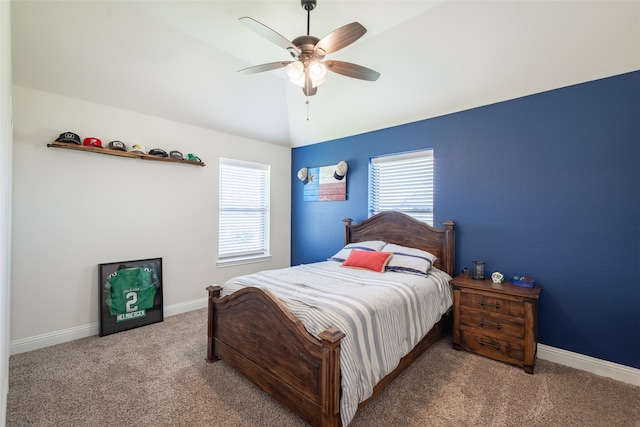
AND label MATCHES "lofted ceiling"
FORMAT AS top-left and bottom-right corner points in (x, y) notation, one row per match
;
(10, 1), (640, 148)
